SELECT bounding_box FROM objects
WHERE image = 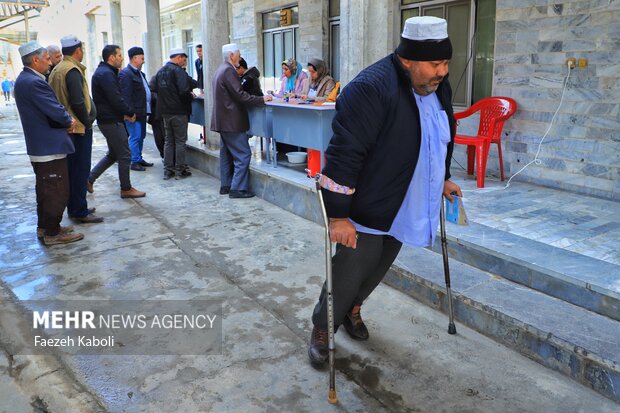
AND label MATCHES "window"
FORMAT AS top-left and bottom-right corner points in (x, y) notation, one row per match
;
(262, 7), (300, 92)
(329, 0), (340, 81)
(400, 0), (495, 107)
